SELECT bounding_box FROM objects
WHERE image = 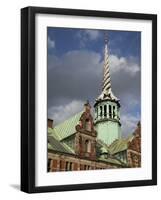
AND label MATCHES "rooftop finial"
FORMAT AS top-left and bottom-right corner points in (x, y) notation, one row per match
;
(84, 100), (91, 112)
(84, 100), (90, 106)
